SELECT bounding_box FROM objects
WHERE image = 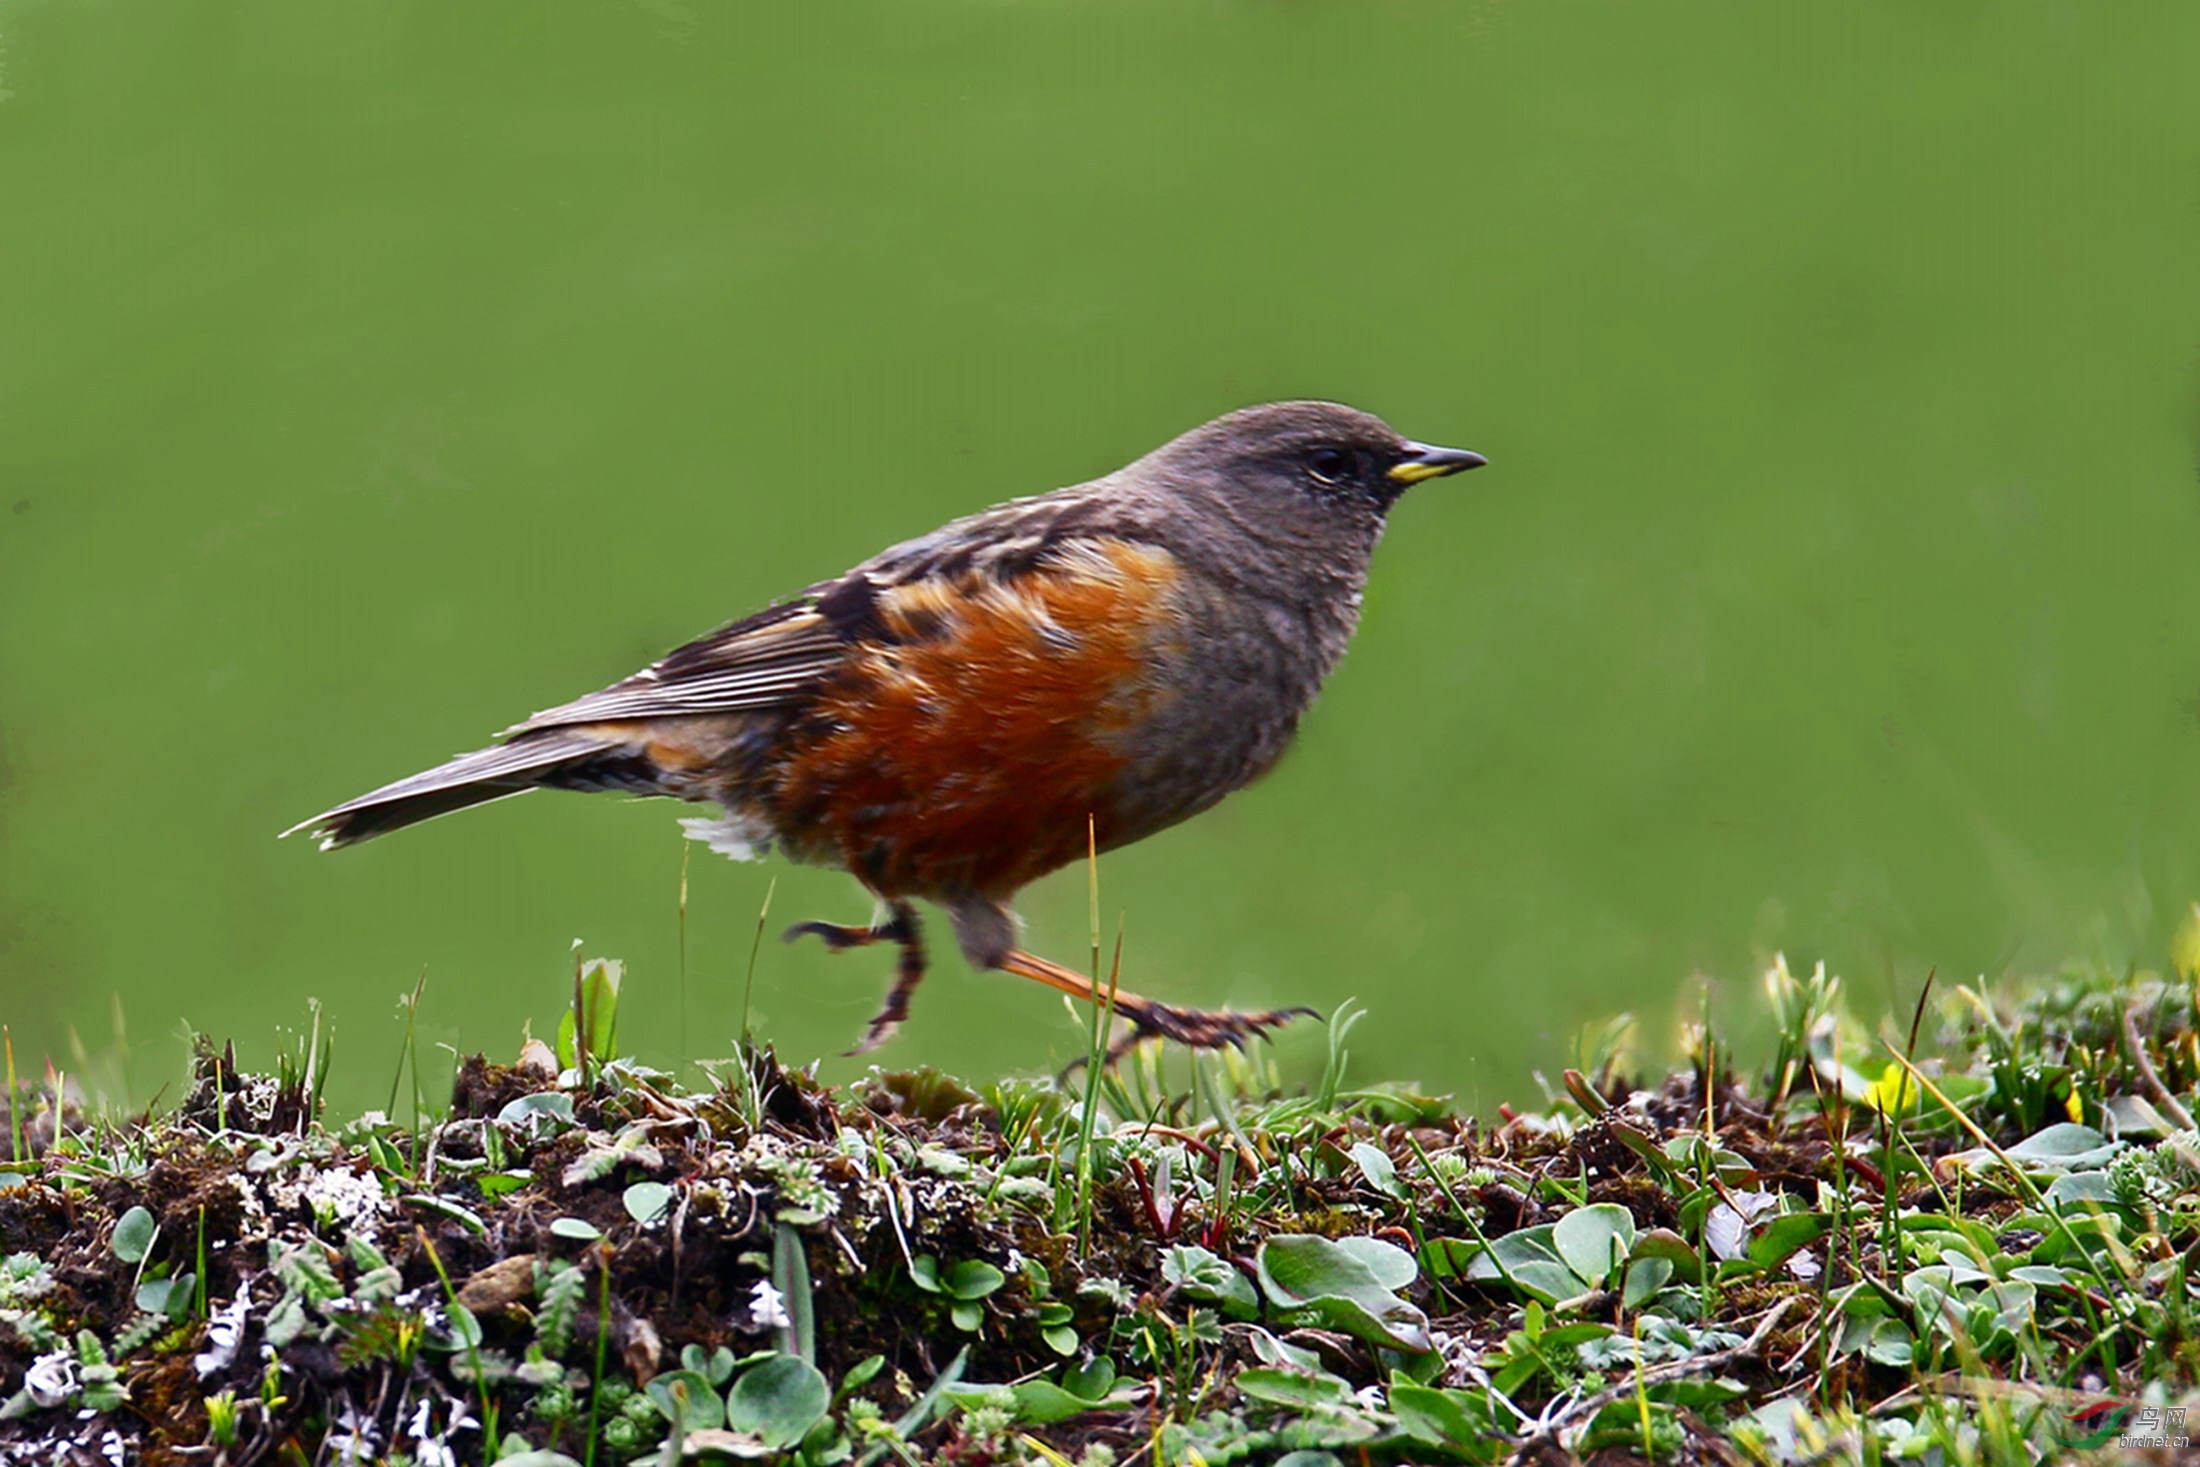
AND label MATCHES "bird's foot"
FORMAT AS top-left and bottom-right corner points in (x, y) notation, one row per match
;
(1091, 998), (1321, 1070)
(1113, 997), (1320, 1055)
(786, 903), (928, 1056)
(784, 912), (911, 952)
(996, 946), (1319, 1072)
